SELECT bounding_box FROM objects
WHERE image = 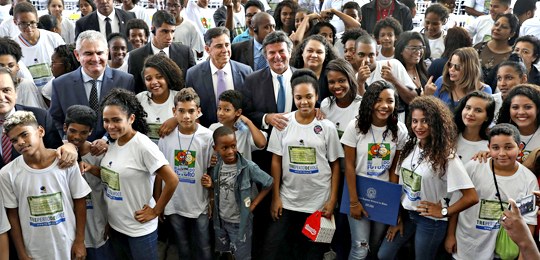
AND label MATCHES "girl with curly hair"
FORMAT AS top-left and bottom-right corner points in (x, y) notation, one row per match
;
(496, 84), (540, 163)
(341, 80), (408, 259)
(100, 88), (178, 259)
(378, 96), (478, 260)
(290, 34), (338, 102)
(262, 69), (343, 259)
(136, 55), (185, 142)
